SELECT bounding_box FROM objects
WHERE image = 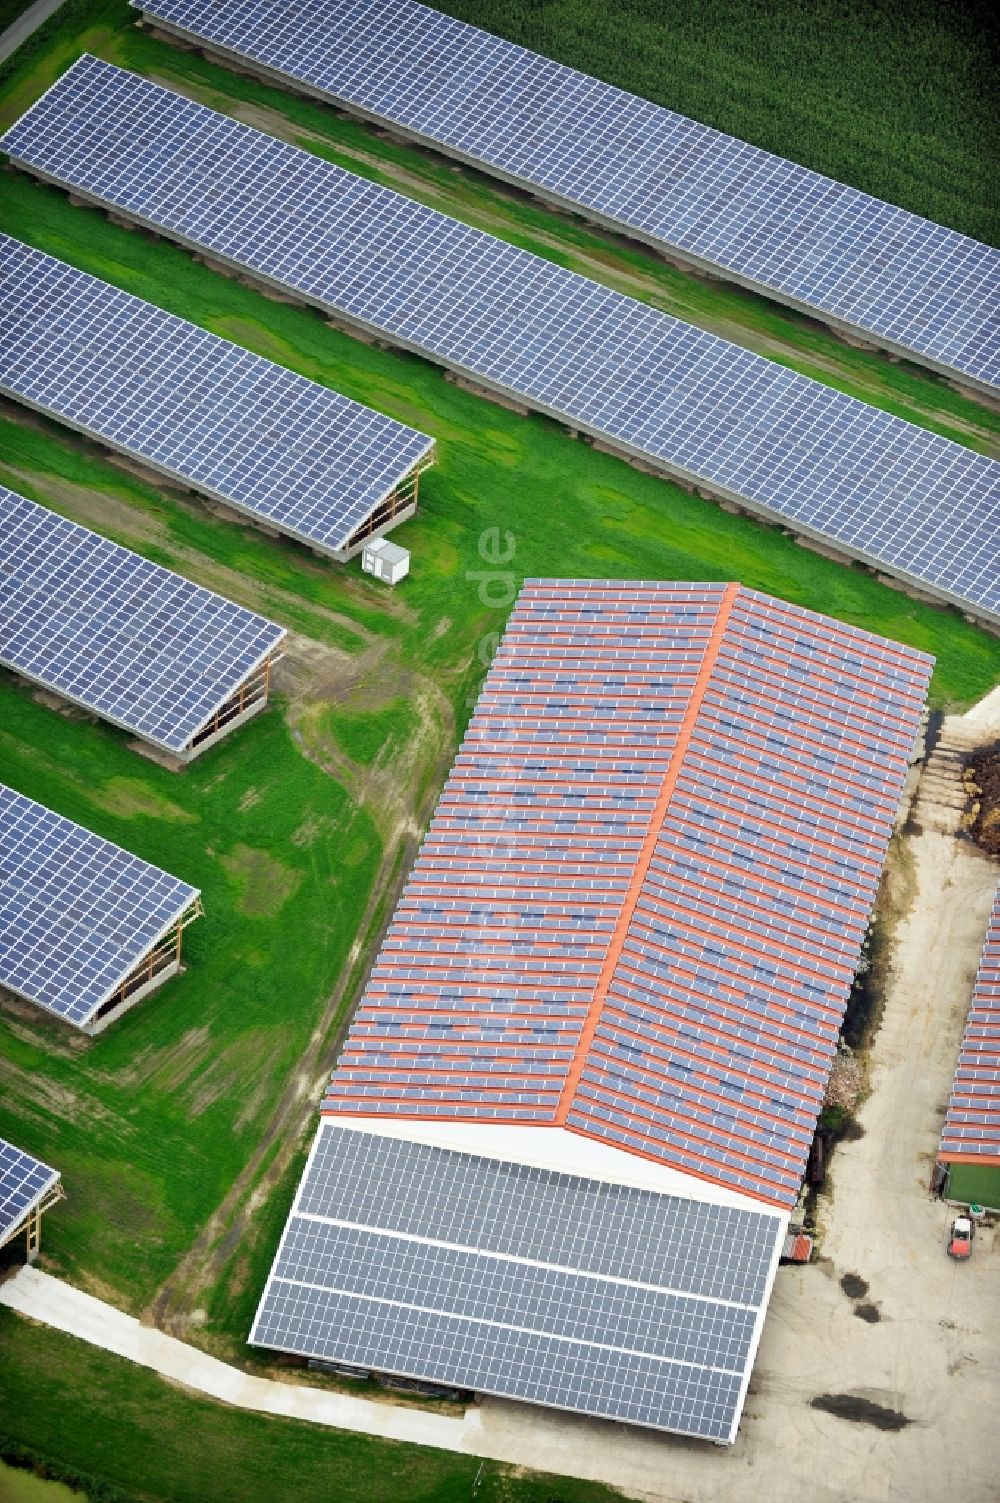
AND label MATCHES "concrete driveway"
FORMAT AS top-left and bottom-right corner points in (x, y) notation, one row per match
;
(468, 701), (1000, 1502)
